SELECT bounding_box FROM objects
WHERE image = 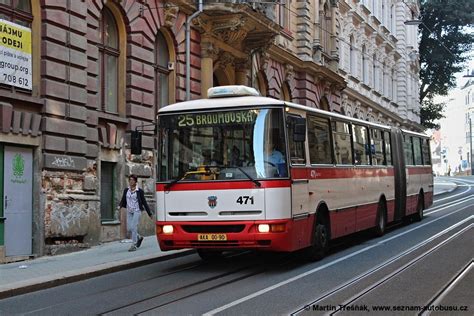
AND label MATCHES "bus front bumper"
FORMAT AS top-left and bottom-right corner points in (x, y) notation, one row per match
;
(155, 220), (307, 252)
